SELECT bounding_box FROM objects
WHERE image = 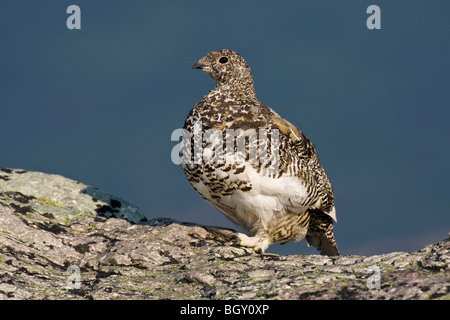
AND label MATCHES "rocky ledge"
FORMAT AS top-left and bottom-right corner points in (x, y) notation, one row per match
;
(0, 168), (448, 300)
